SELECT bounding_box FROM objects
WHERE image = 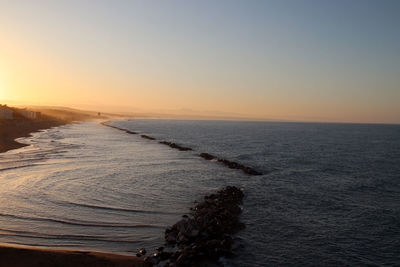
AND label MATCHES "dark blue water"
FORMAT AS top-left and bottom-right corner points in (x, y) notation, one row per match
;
(1, 120), (399, 266)
(114, 119), (400, 266)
